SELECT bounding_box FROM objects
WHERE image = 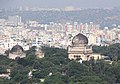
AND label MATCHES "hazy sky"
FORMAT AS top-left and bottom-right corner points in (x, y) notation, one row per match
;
(0, 0), (120, 9)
